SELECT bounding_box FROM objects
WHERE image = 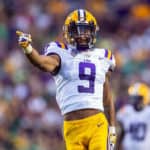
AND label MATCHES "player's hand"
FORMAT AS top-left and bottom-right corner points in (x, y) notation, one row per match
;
(16, 30), (33, 54)
(108, 126), (117, 150)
